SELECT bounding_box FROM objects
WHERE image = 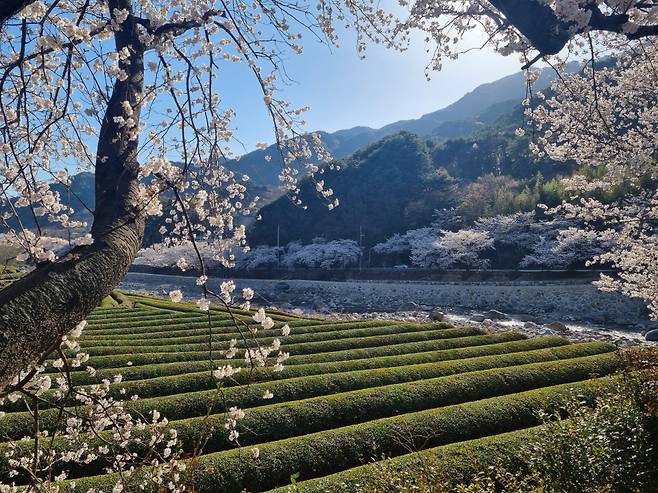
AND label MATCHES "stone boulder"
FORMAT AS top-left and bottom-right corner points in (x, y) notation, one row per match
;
(545, 321), (569, 333)
(429, 310), (446, 322)
(470, 314), (486, 323)
(483, 309), (508, 320)
(275, 281), (291, 291)
(645, 329), (658, 342)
